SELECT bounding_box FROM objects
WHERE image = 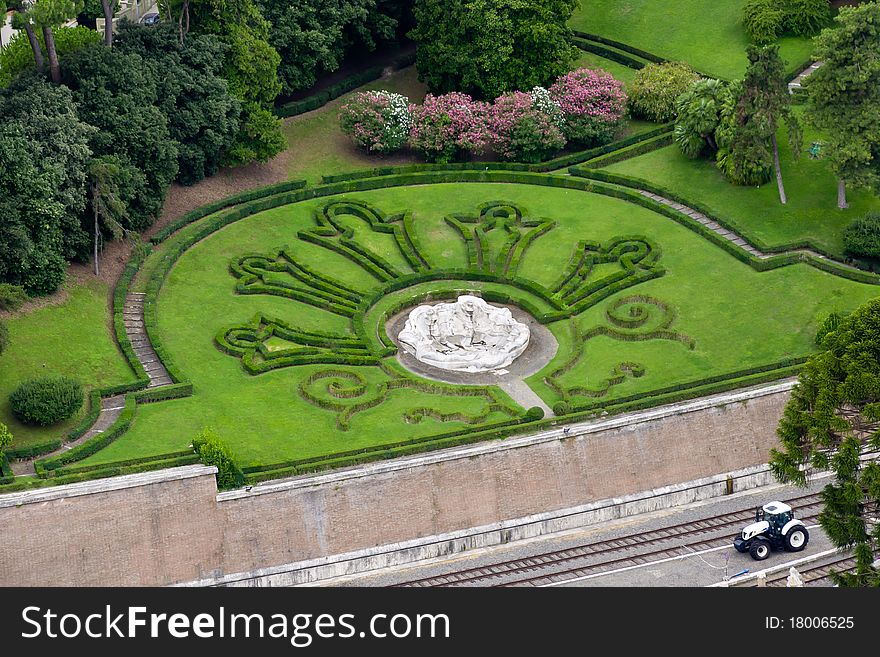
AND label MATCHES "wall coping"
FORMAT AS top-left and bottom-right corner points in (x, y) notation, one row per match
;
(220, 378), (797, 501)
(0, 465), (217, 509)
